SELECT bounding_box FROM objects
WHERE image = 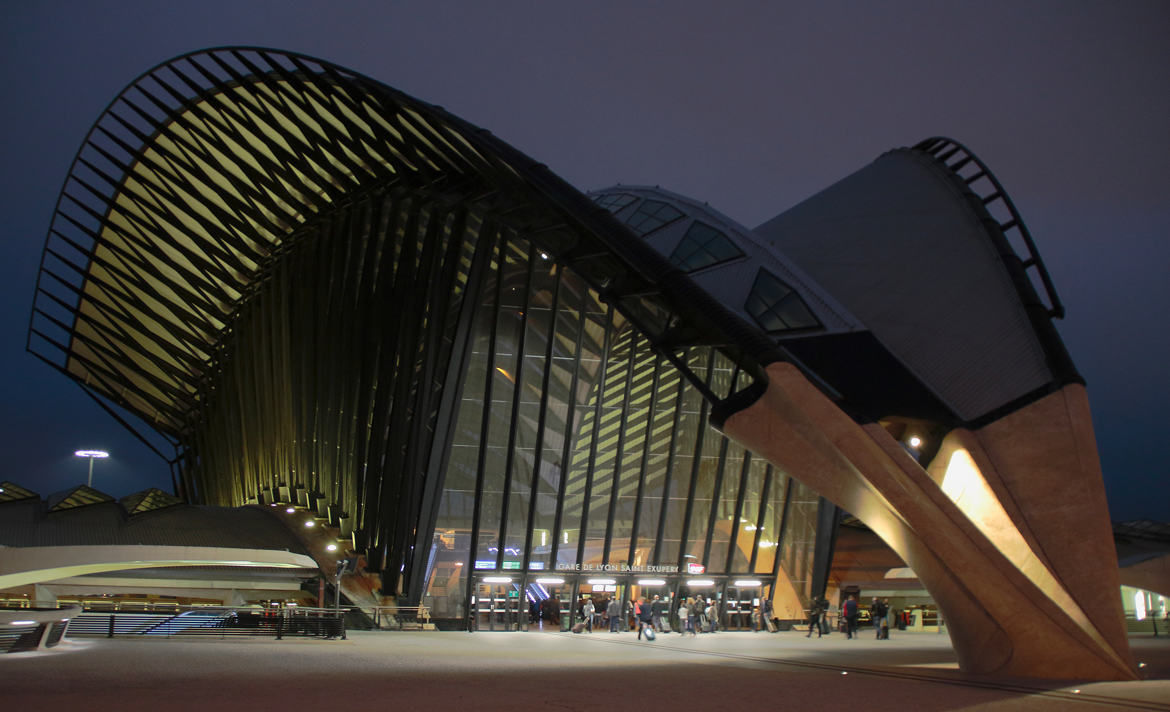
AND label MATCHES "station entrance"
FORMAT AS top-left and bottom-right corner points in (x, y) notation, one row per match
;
(471, 577), (524, 631)
(471, 574), (771, 633)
